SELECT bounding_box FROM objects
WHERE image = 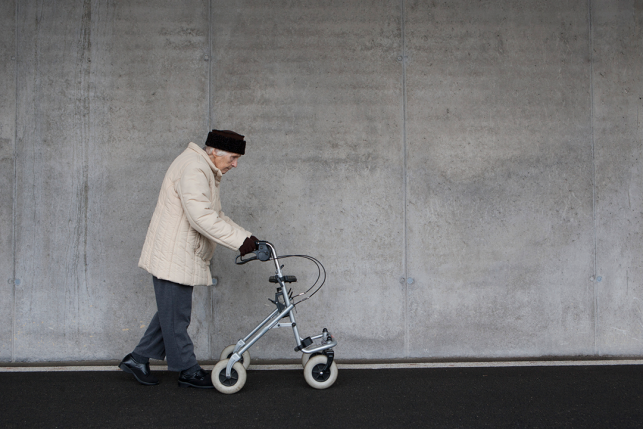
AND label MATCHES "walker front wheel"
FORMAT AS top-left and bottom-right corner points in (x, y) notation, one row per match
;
(303, 354), (338, 389)
(212, 359), (247, 394)
(220, 345), (251, 369)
